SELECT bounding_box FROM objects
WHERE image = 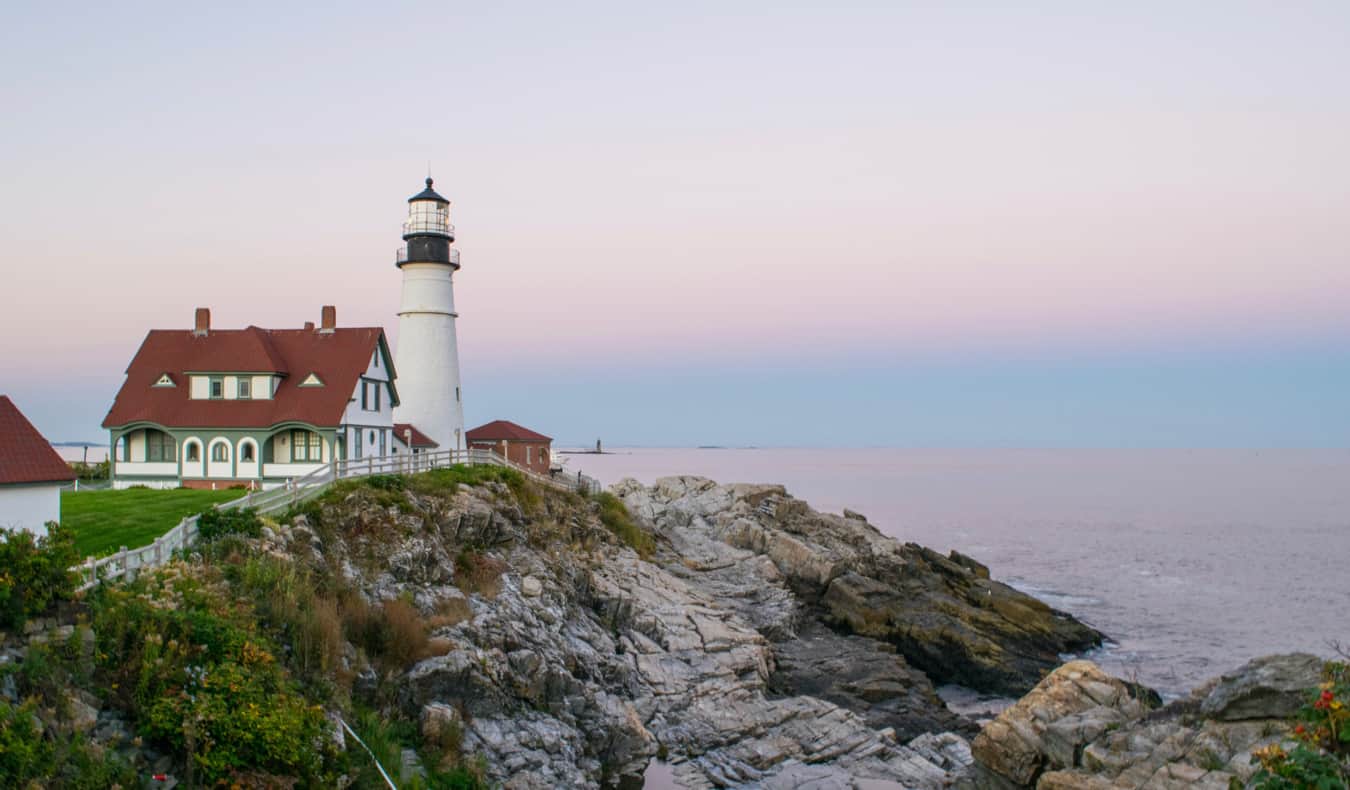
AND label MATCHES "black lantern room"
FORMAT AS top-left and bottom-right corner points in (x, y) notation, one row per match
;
(397, 178), (460, 269)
